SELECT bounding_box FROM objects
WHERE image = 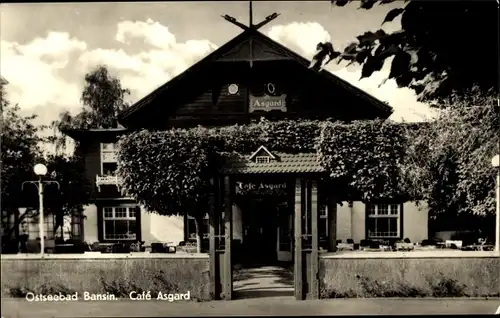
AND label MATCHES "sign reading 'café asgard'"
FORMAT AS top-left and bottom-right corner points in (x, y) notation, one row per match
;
(249, 94), (287, 113)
